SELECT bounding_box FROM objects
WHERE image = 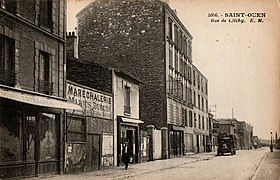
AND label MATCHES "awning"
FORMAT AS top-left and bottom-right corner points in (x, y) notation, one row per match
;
(0, 87), (83, 110)
(120, 117), (144, 124)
